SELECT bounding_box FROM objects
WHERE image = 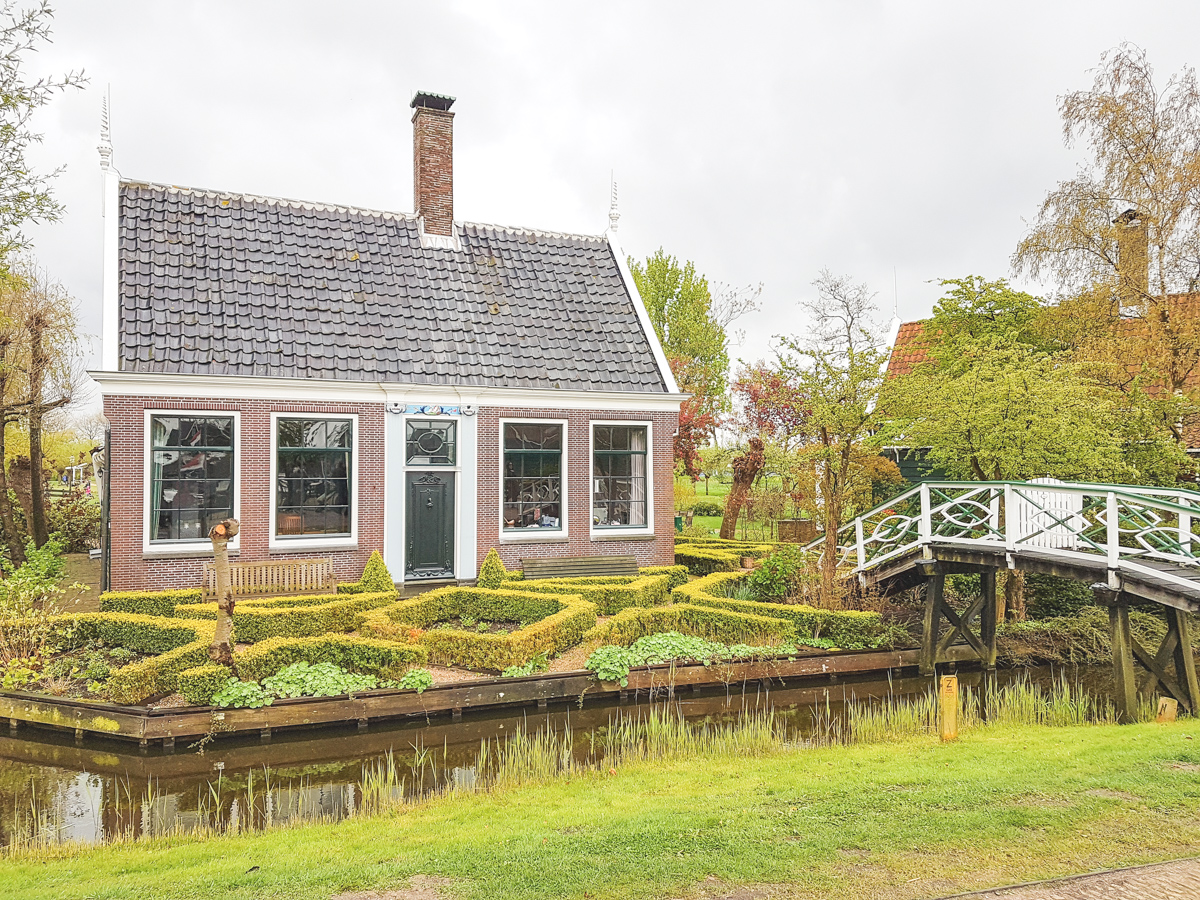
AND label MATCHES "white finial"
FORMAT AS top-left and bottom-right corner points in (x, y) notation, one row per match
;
(608, 175), (619, 232)
(98, 89), (113, 171)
